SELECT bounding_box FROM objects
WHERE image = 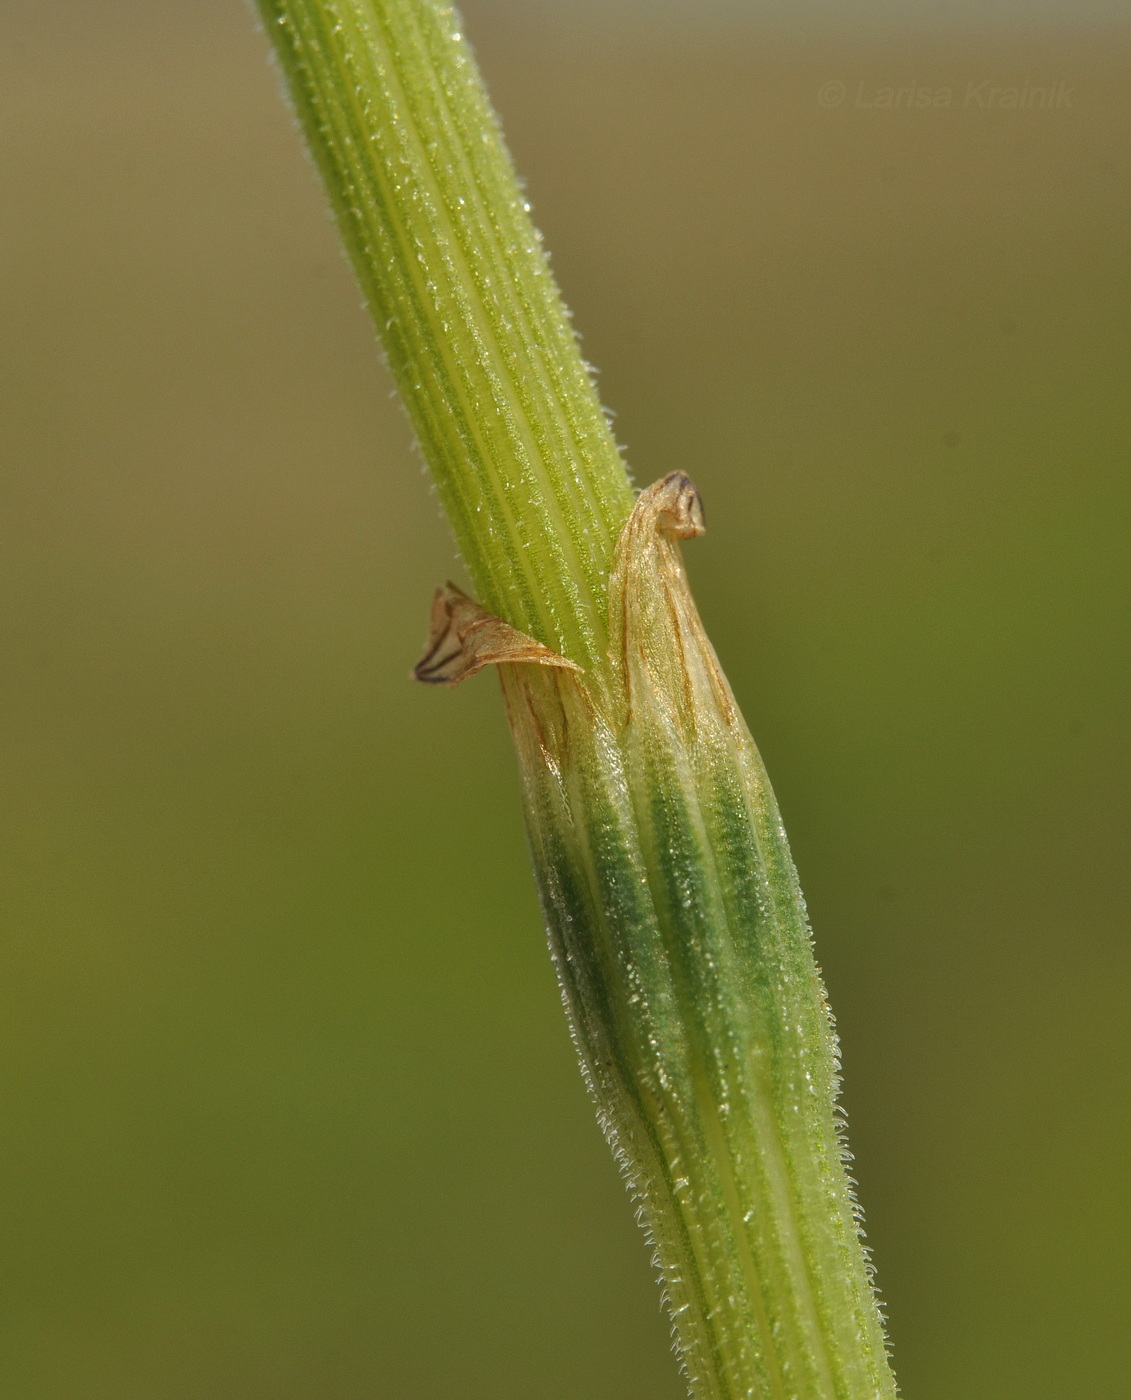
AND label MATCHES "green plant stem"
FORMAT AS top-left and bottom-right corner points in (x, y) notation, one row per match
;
(257, 3), (898, 1398)
(259, 0), (633, 669)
